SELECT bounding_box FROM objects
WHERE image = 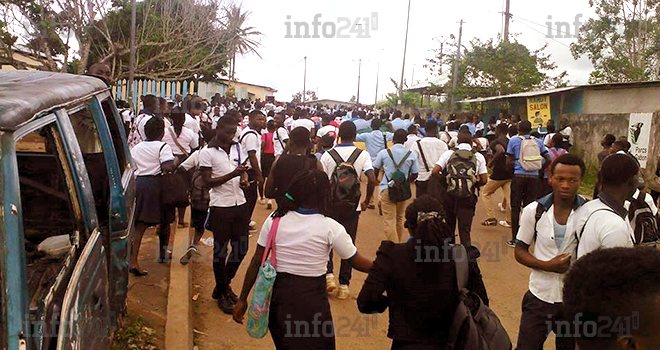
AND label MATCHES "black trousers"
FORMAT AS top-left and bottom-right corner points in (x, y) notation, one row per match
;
(326, 212), (360, 285)
(243, 171), (258, 222)
(511, 175), (541, 241)
(415, 180), (430, 198)
(516, 291), (575, 350)
(209, 205), (249, 295)
(444, 195), (476, 247)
